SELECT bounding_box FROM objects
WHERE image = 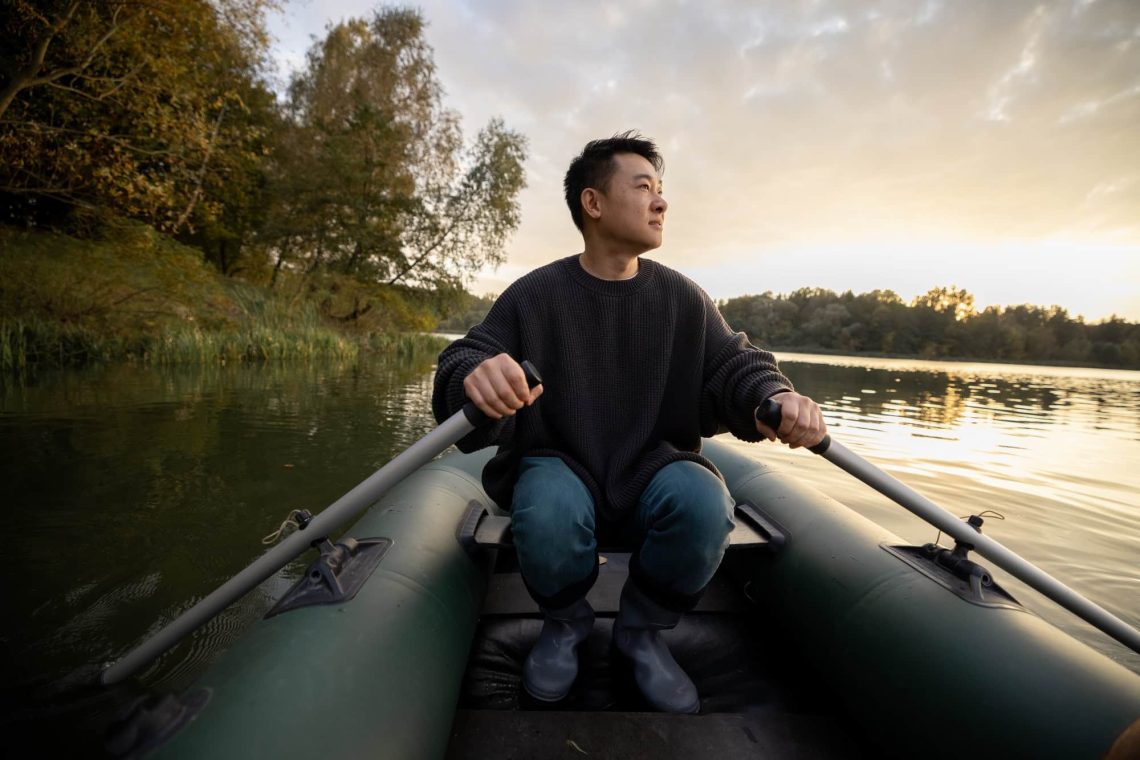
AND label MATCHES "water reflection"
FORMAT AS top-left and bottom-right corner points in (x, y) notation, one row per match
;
(778, 355), (1137, 433)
